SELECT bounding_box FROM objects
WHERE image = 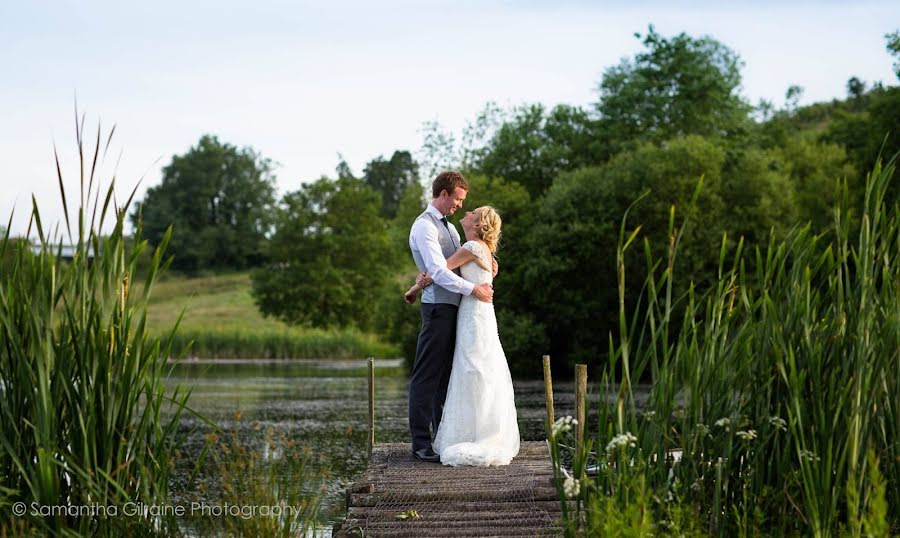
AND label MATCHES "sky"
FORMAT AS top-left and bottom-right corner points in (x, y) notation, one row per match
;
(1, 1), (898, 237)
